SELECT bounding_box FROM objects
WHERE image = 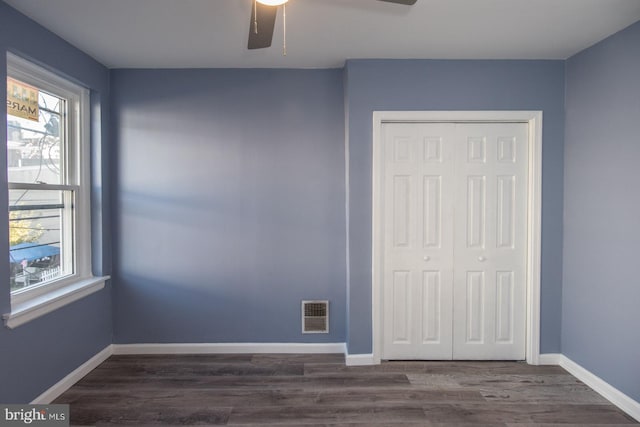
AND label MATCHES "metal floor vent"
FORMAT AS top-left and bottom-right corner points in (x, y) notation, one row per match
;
(302, 300), (329, 333)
